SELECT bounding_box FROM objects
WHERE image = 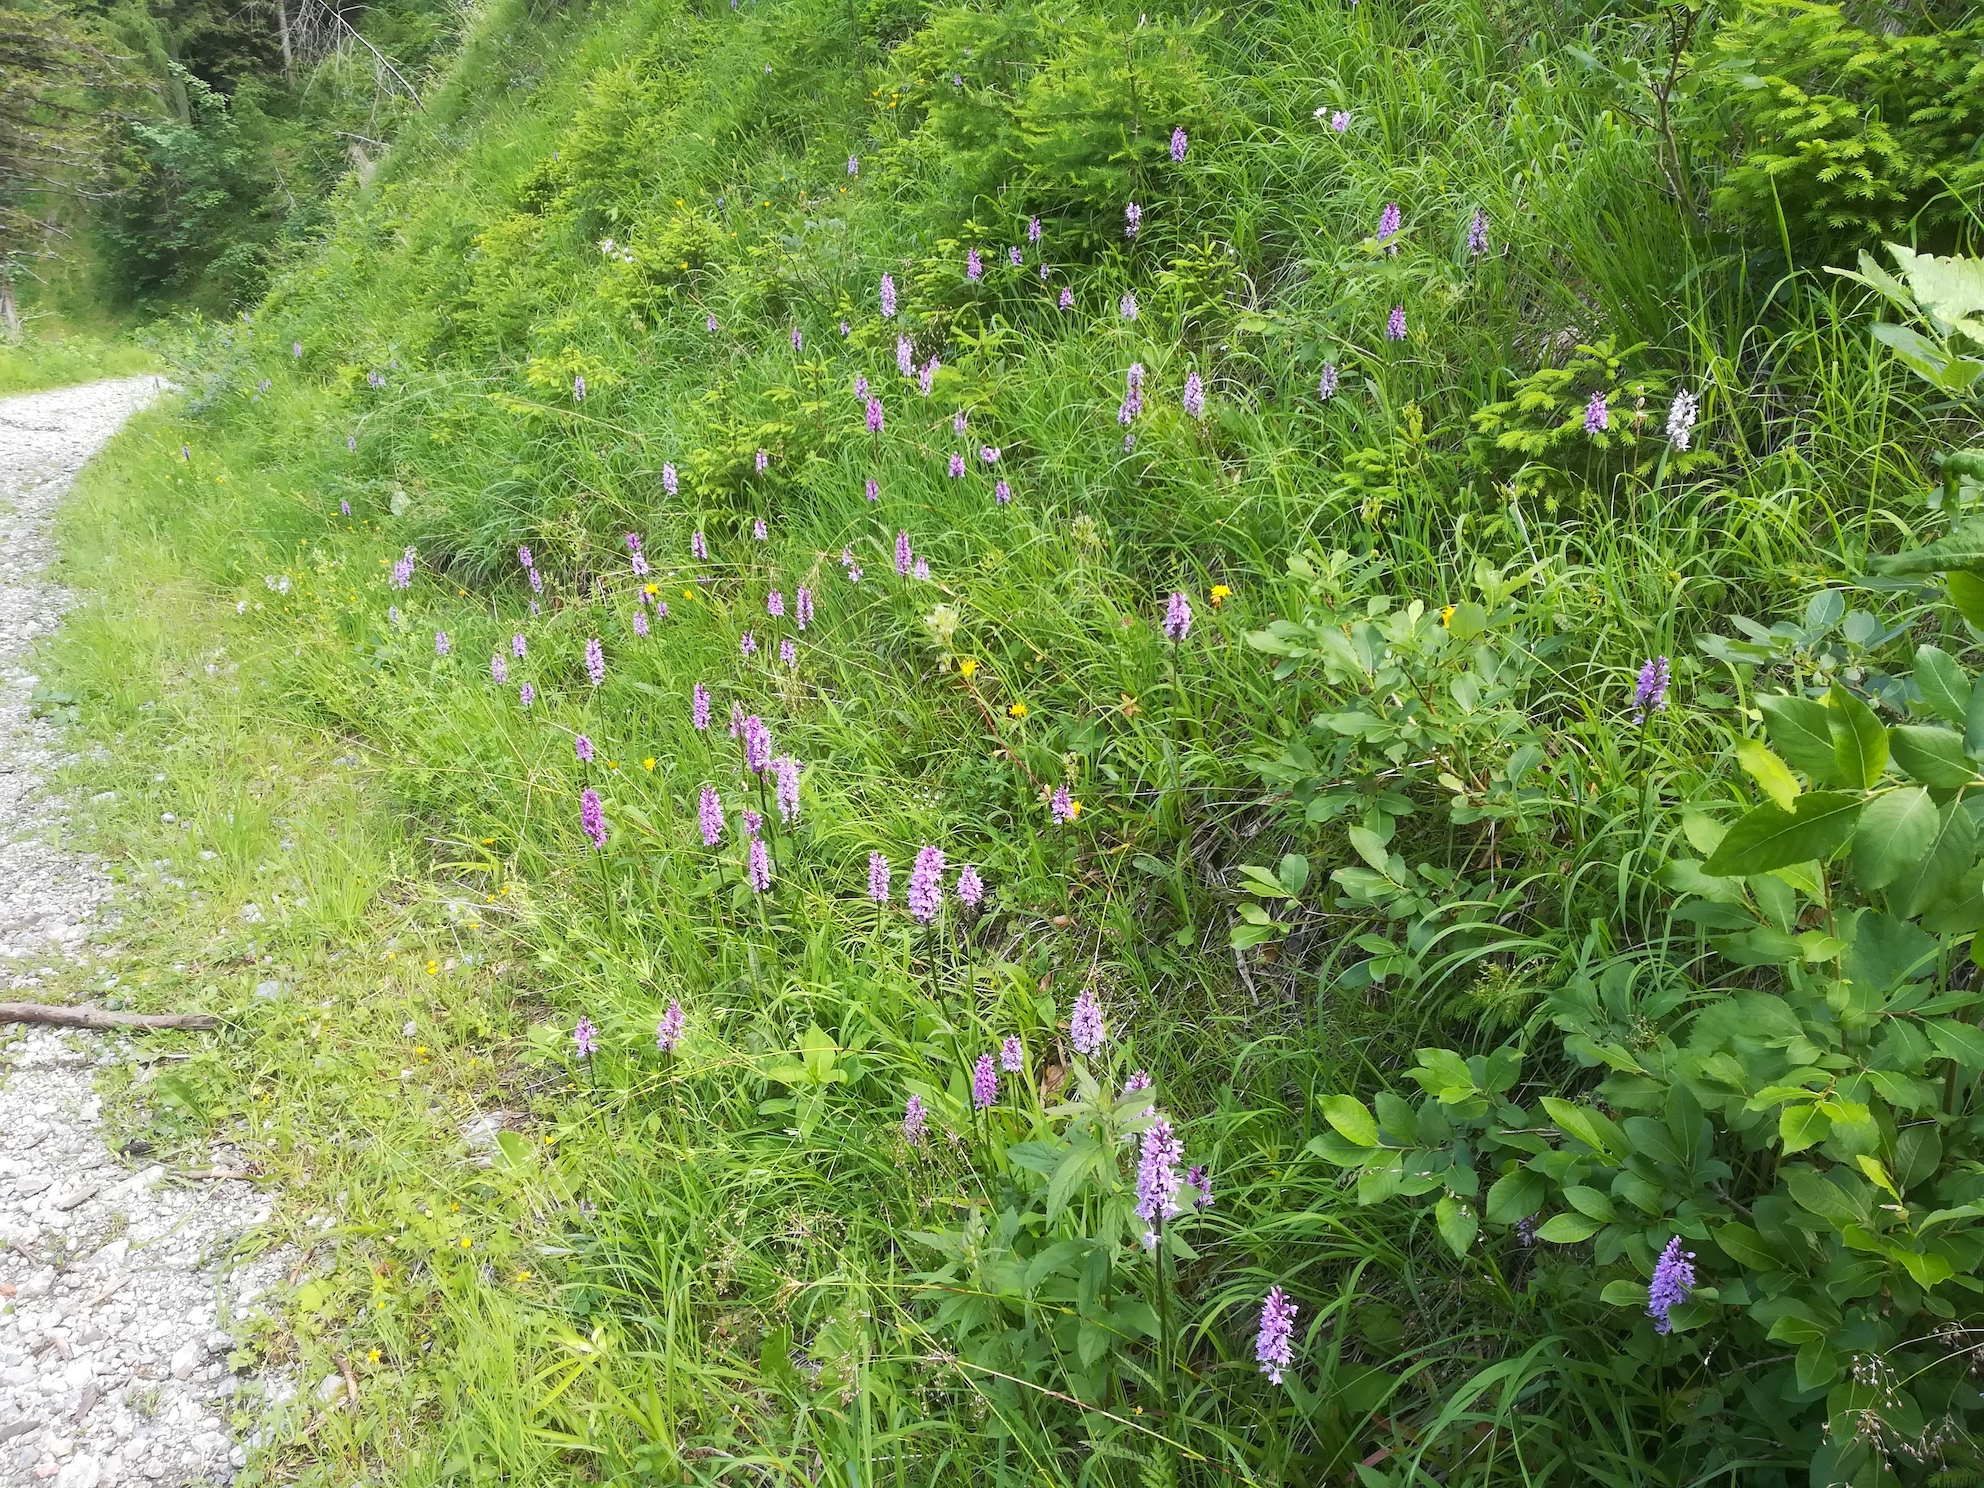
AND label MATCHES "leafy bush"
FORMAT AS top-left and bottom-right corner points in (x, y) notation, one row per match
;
(1306, 248), (1984, 1486)
(1697, 0), (1984, 257)
(1243, 552), (1556, 980)
(1466, 337), (1698, 498)
(892, 5), (1212, 234)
